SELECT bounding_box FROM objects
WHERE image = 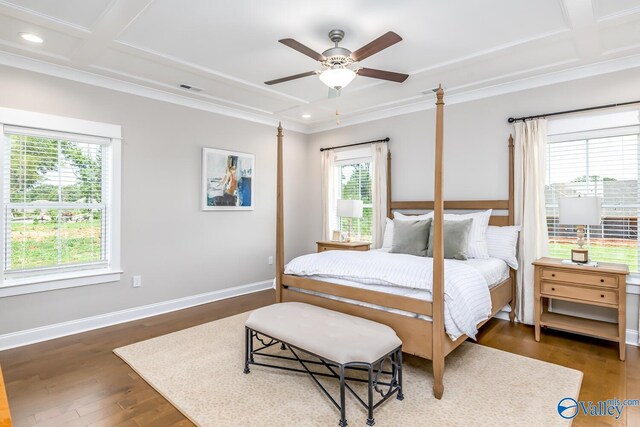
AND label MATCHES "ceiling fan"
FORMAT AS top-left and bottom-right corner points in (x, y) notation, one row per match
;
(264, 29), (409, 90)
